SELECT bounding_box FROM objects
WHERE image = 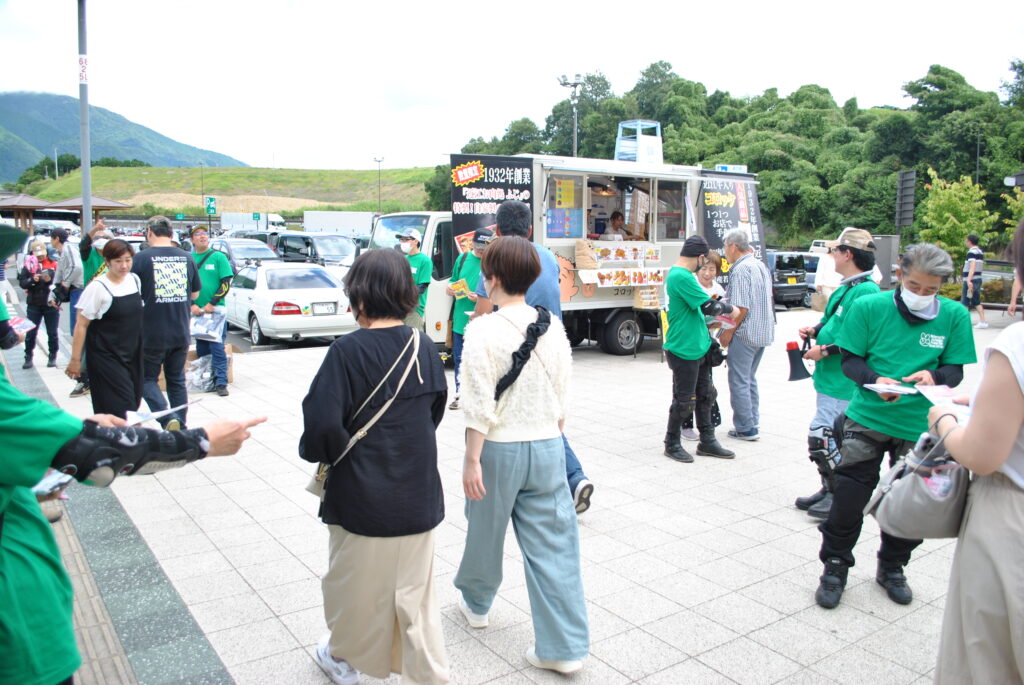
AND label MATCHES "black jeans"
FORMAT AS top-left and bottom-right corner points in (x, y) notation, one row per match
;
(142, 345), (189, 427)
(818, 418), (921, 567)
(25, 303), (59, 359)
(666, 351), (717, 438)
